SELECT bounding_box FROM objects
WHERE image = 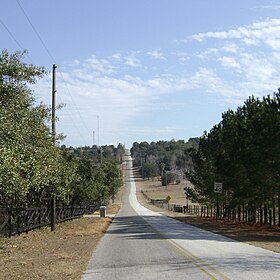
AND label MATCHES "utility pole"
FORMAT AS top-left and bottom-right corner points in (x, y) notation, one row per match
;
(51, 64), (57, 232)
(100, 147), (103, 164)
(52, 64), (57, 144)
(97, 115), (100, 147)
(93, 130), (95, 146)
